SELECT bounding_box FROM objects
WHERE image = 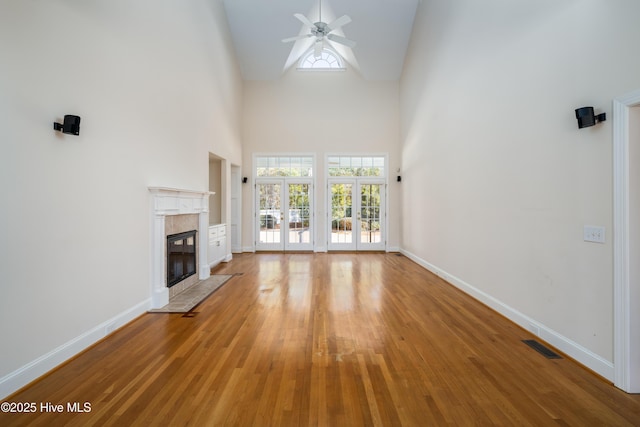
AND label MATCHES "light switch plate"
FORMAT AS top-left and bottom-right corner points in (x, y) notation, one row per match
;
(584, 225), (605, 243)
